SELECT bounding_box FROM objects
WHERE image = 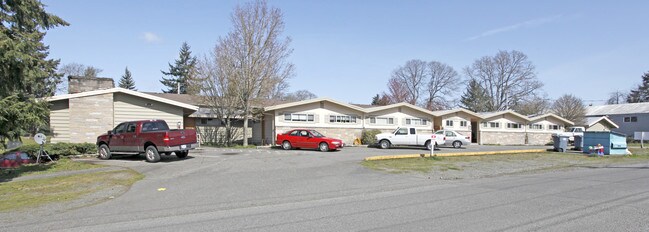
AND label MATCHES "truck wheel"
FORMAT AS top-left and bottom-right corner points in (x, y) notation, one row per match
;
(452, 141), (462, 149)
(281, 141), (292, 150)
(98, 144), (111, 160)
(145, 146), (161, 163)
(379, 140), (391, 149)
(319, 142), (329, 152)
(176, 151), (189, 159)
